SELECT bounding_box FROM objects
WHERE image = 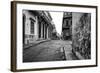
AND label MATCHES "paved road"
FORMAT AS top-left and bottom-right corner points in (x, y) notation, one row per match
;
(23, 40), (78, 62)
